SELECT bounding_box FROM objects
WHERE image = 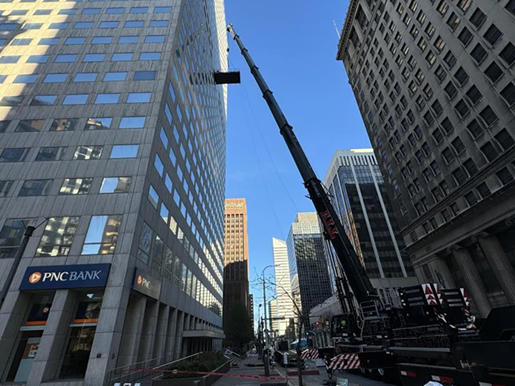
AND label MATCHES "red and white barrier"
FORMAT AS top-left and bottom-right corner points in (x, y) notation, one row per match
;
(301, 349), (319, 359)
(328, 353), (360, 370)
